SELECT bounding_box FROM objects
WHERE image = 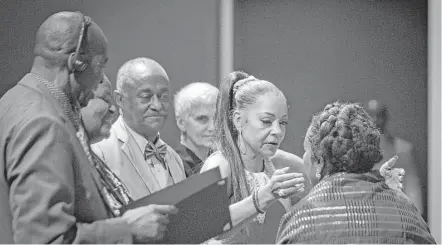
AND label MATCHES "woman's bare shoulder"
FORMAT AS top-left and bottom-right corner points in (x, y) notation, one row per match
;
(200, 151), (231, 179)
